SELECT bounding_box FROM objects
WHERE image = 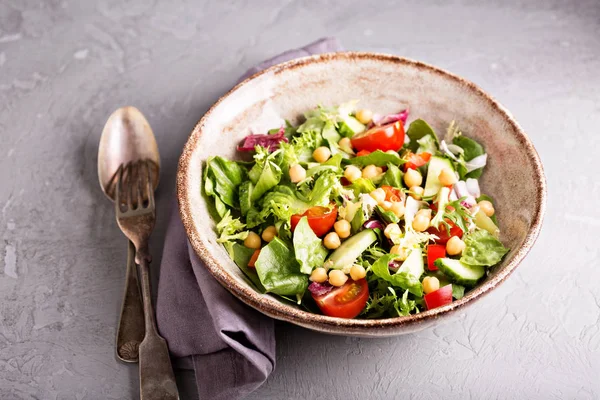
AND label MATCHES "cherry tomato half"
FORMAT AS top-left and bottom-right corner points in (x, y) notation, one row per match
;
(380, 185), (402, 202)
(290, 205), (338, 237)
(427, 220), (463, 244)
(350, 121), (405, 152)
(424, 284), (453, 310)
(403, 152), (431, 171)
(311, 278), (369, 319)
